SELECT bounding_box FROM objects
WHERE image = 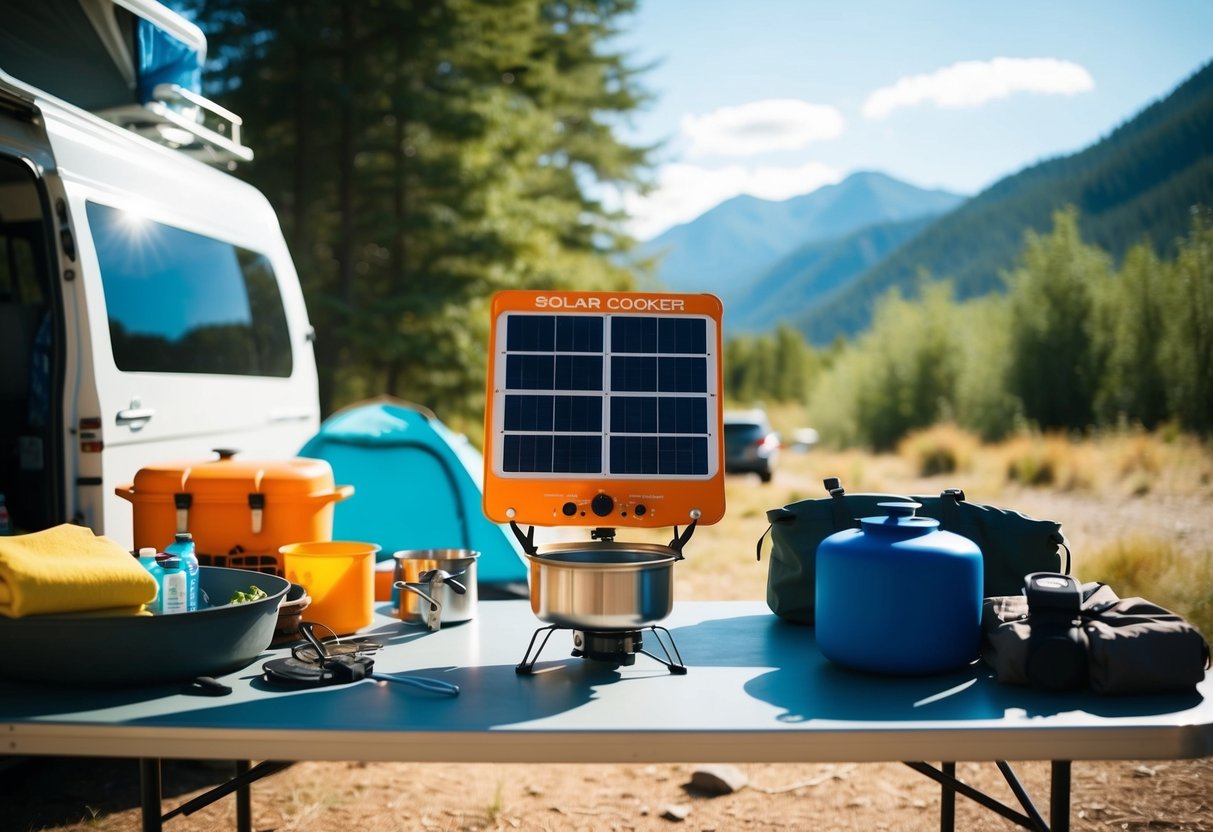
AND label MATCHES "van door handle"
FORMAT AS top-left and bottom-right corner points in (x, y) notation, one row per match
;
(269, 407), (313, 422)
(116, 407), (156, 425)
